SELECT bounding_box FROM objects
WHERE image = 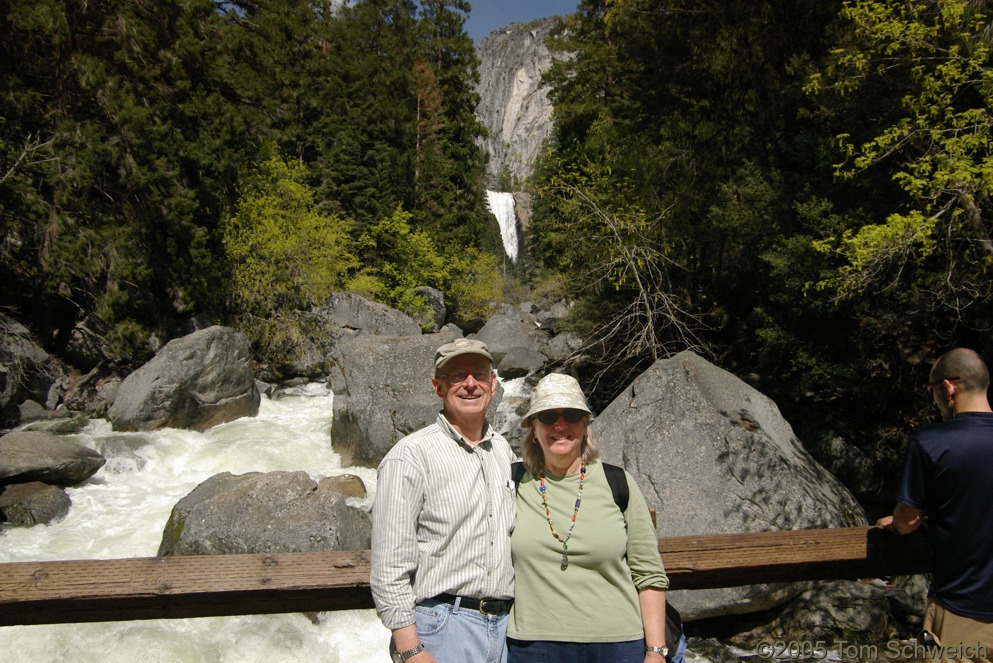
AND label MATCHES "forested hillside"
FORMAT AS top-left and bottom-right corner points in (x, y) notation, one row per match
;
(1, 0), (503, 364)
(527, 0), (993, 499)
(4, 0), (993, 501)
